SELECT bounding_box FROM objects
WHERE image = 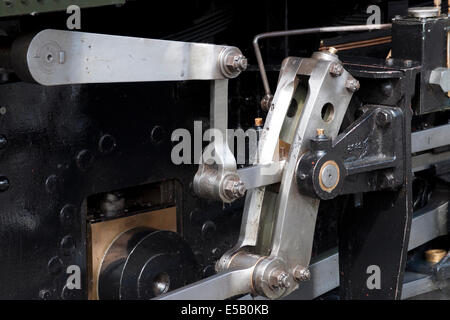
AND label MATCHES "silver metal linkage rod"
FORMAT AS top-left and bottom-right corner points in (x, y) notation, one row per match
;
(157, 267), (254, 300)
(11, 29), (247, 85)
(237, 161), (285, 189)
(411, 123), (450, 153)
(253, 24), (392, 102)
